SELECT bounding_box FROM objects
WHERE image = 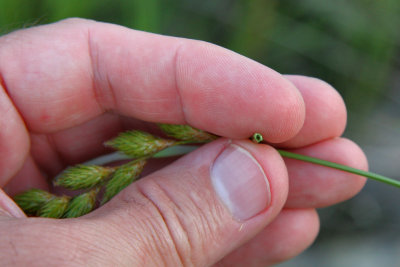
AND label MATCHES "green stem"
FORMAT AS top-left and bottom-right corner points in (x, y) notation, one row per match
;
(79, 143), (400, 189)
(153, 145), (201, 158)
(278, 149), (400, 188)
